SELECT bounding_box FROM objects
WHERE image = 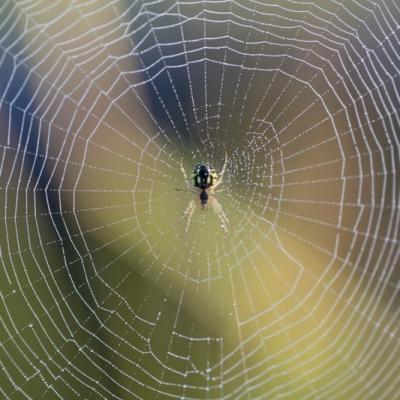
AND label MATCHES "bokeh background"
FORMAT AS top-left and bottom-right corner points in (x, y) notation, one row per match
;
(0, 0), (399, 399)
